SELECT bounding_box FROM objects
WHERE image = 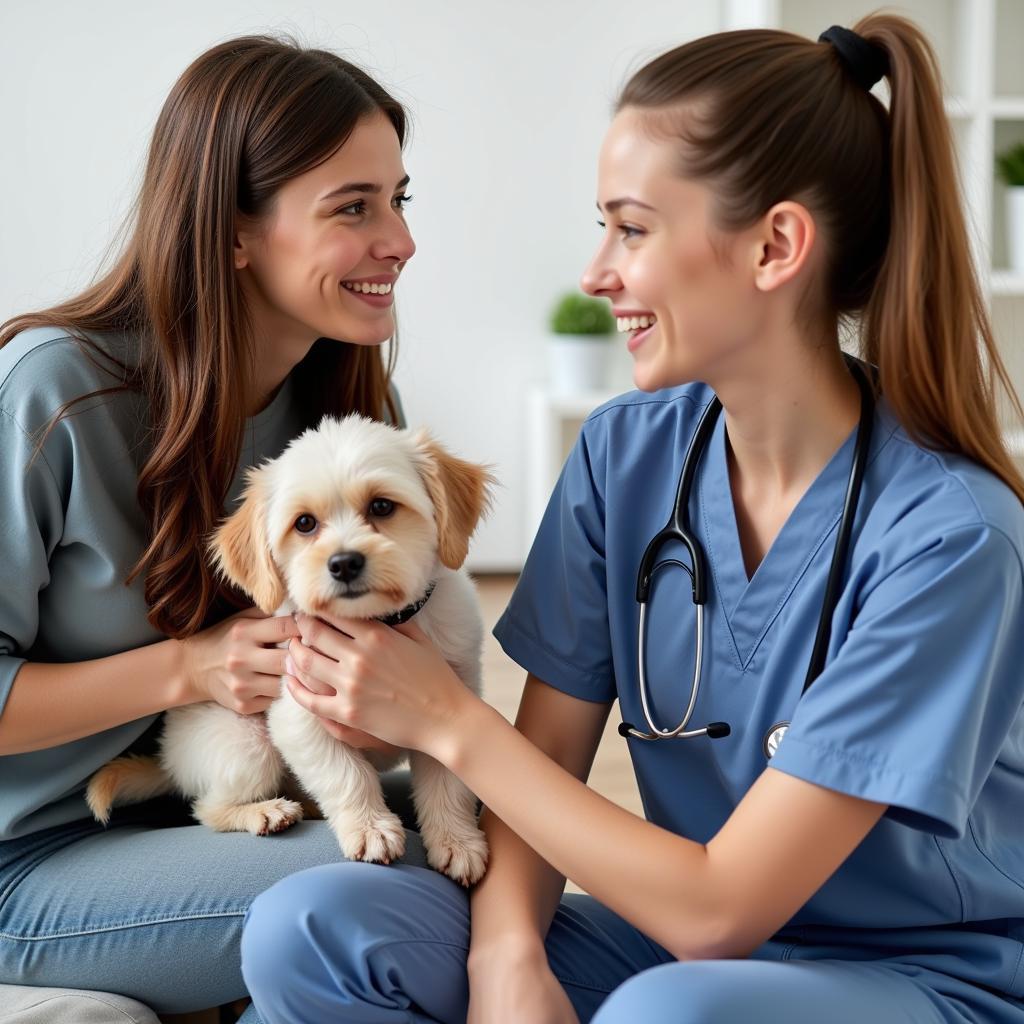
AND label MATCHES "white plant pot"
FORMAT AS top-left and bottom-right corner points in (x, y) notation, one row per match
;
(548, 335), (609, 396)
(1009, 187), (1024, 276)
